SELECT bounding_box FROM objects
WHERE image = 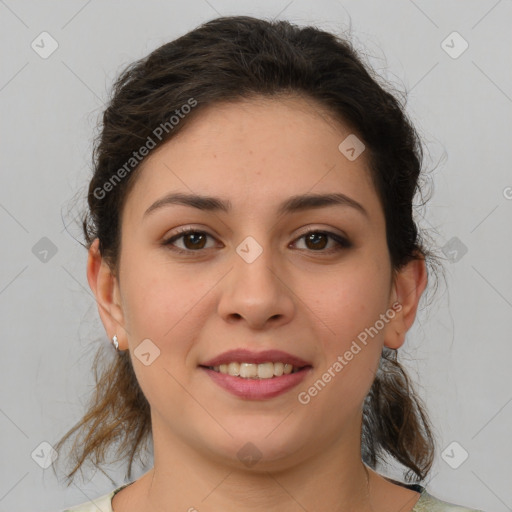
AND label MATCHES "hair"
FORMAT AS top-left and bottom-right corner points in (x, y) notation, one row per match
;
(54, 15), (443, 486)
